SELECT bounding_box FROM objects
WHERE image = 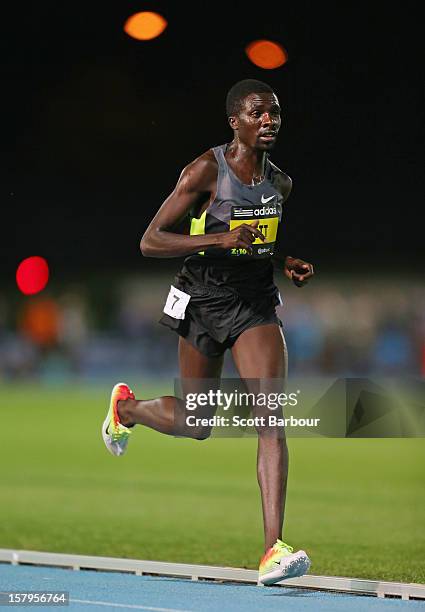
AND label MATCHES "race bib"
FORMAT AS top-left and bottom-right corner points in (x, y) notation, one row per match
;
(229, 204), (279, 258)
(163, 285), (191, 320)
